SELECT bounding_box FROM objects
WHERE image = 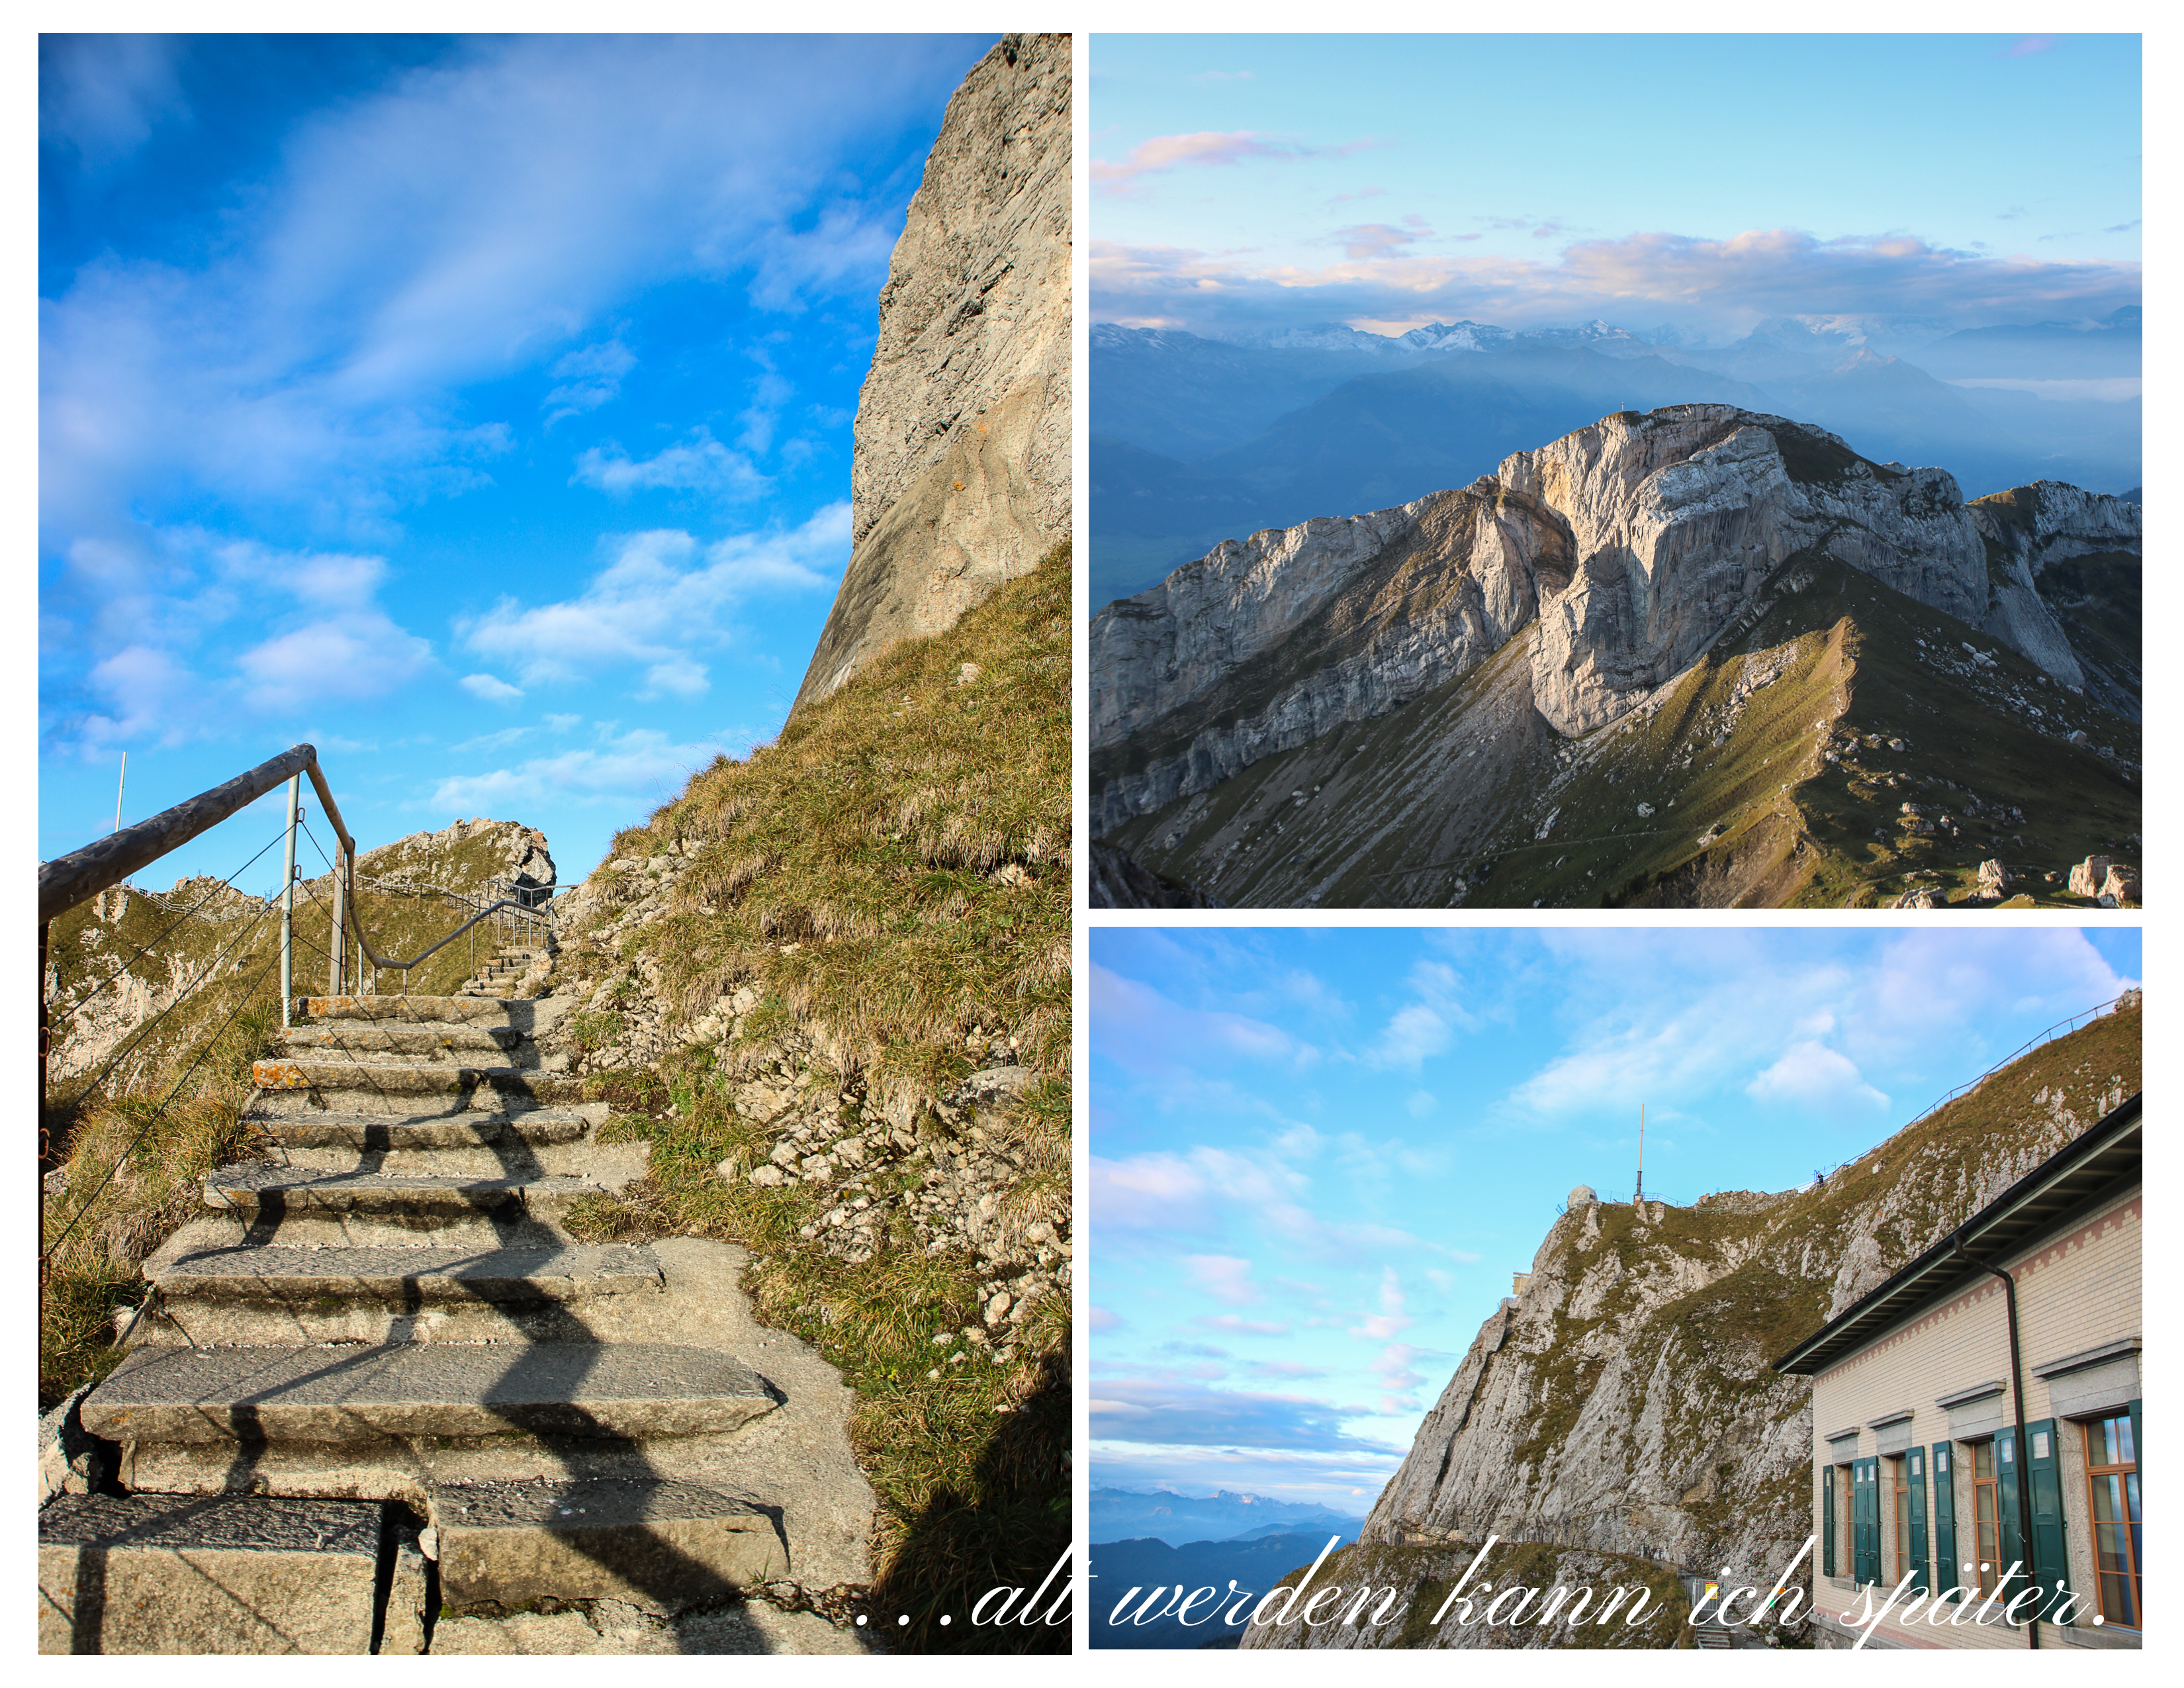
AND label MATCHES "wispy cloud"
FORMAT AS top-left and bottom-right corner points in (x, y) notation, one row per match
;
(459, 502), (845, 691)
(430, 724), (734, 814)
(1091, 227), (2142, 342)
(1092, 129), (1382, 191)
(460, 673), (523, 705)
(571, 428), (770, 501)
(543, 338), (636, 425)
